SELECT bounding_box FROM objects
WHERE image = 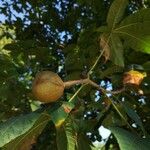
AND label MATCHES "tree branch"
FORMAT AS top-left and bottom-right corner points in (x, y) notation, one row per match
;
(64, 78), (125, 94)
